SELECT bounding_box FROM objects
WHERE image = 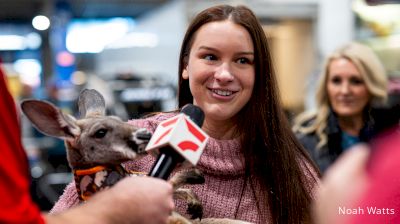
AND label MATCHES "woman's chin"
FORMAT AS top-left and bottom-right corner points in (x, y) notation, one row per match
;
(335, 110), (363, 118)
